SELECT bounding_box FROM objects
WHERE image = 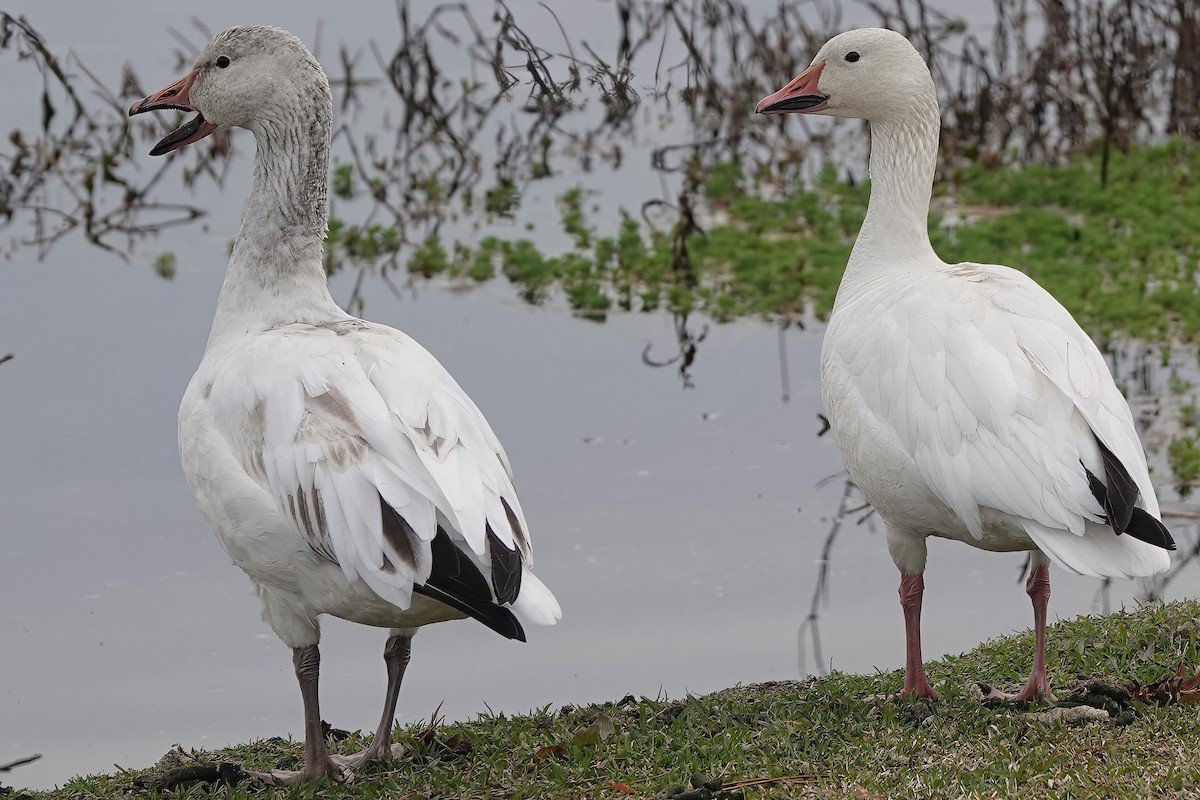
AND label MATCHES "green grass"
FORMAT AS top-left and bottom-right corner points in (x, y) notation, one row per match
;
(18, 600), (1200, 799)
(935, 139), (1200, 343)
(328, 140), (1200, 342)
